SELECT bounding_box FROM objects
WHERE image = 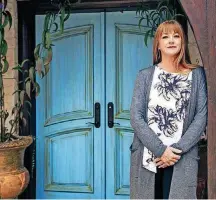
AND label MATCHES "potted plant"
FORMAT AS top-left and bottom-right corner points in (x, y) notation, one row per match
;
(0, 0), (70, 198)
